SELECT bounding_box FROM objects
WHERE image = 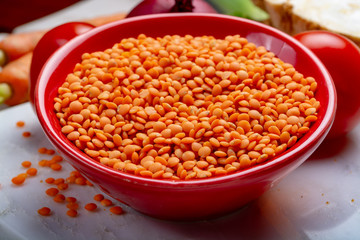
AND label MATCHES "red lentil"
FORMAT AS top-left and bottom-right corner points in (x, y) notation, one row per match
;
(45, 187), (59, 197)
(54, 34), (320, 180)
(38, 159), (50, 167)
(22, 131), (31, 138)
(84, 203), (98, 211)
(66, 209), (78, 217)
(93, 194), (104, 202)
(51, 155), (63, 162)
(45, 177), (55, 184)
(66, 176), (76, 184)
(66, 202), (79, 210)
(11, 173), (27, 185)
(100, 198), (113, 207)
(16, 121), (25, 127)
(57, 183), (69, 190)
(26, 168), (38, 176)
(38, 147), (48, 154)
(50, 163), (62, 171)
(54, 178), (65, 185)
(21, 161), (32, 168)
(53, 194), (66, 203)
(66, 197), (77, 203)
(37, 207), (51, 216)
(86, 180), (93, 186)
(46, 149), (56, 155)
(75, 177), (87, 185)
(109, 206), (123, 215)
